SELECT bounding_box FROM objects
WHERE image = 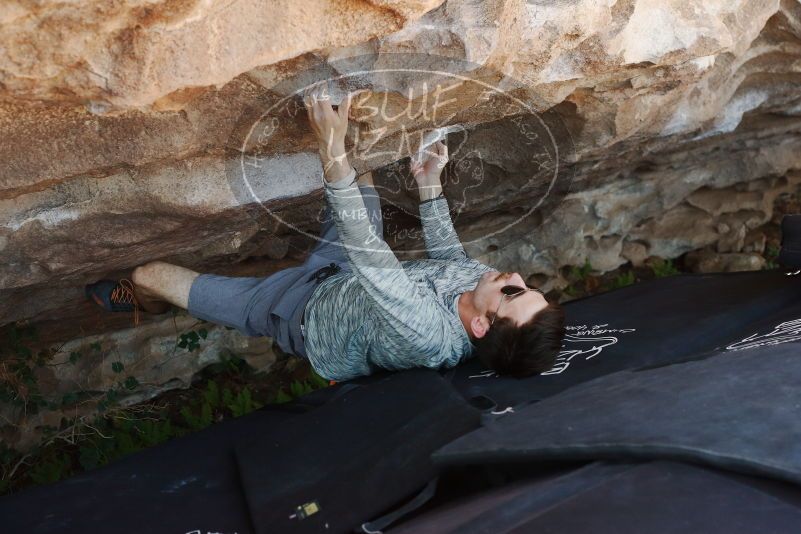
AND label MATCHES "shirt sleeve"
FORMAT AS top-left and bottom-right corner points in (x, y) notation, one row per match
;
(325, 167), (358, 189)
(322, 174), (451, 351)
(418, 194), (469, 261)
